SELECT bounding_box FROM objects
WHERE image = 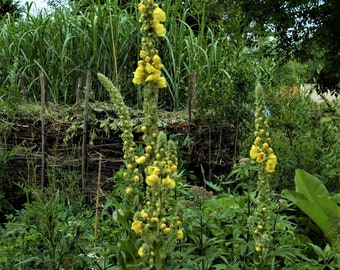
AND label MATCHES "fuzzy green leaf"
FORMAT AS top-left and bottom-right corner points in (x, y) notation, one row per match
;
(282, 169), (340, 246)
